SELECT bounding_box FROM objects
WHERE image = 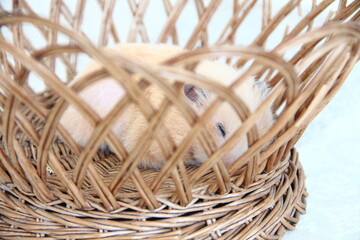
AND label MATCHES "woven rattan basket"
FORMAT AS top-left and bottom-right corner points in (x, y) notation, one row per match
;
(0, 0), (359, 239)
